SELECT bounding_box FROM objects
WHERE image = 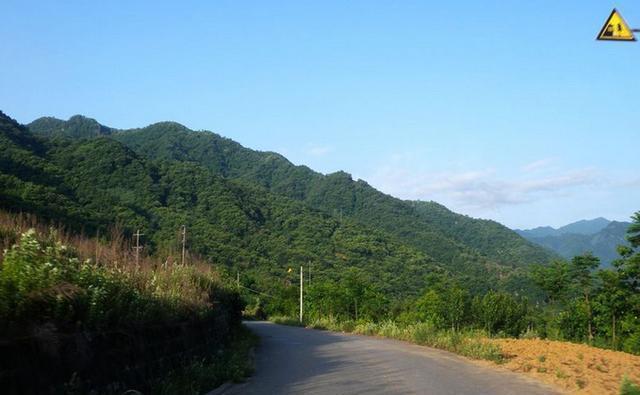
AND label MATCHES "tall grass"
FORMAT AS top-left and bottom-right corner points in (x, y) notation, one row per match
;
(153, 325), (259, 395)
(621, 376), (640, 395)
(270, 316), (304, 327)
(272, 316), (504, 363)
(0, 211), (235, 336)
